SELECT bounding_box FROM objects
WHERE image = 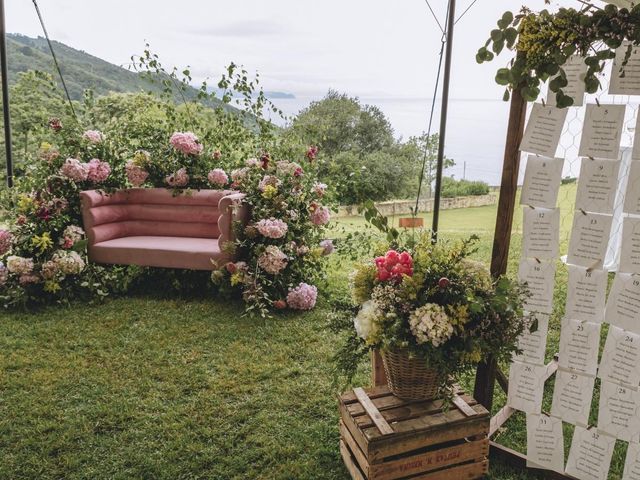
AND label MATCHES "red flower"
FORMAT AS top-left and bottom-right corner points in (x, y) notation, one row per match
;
(438, 277), (450, 289)
(48, 117), (62, 132)
(225, 262), (237, 274)
(294, 167), (304, 177)
(273, 299), (287, 309)
(16, 214), (26, 225)
(375, 250), (413, 282)
(306, 145), (318, 162)
(260, 152), (270, 169)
